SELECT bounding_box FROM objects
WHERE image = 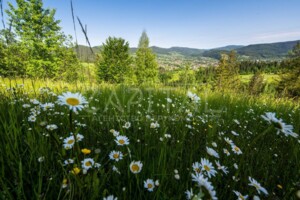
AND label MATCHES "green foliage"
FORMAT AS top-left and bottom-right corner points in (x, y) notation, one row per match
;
(195, 66), (216, 83)
(0, 31), (27, 77)
(248, 71), (265, 95)
(288, 41), (300, 58)
(96, 37), (133, 83)
(135, 31), (158, 85)
(277, 43), (300, 97)
(215, 51), (240, 91)
(3, 0), (79, 80)
(238, 60), (282, 74)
